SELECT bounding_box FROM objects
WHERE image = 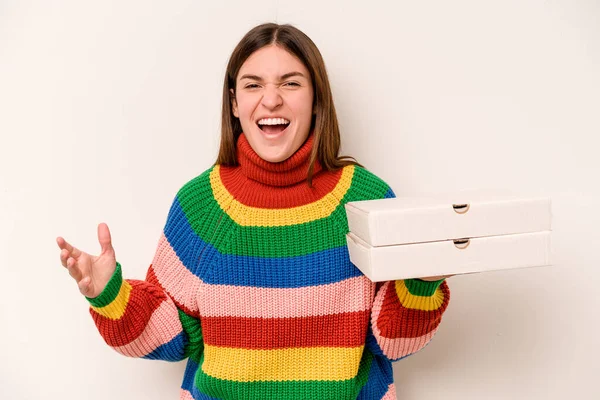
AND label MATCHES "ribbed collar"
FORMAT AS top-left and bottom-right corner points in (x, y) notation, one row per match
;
(236, 132), (322, 187)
